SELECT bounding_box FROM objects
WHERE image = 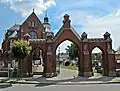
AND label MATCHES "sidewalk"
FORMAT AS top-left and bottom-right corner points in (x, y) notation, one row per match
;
(0, 68), (120, 85)
(0, 75), (120, 85)
(0, 76), (120, 85)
